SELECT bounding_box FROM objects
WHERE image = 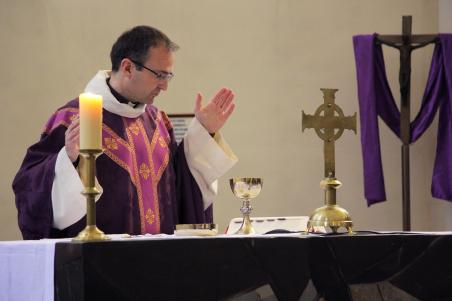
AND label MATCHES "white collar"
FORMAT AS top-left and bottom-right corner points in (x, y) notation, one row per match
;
(84, 70), (146, 118)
